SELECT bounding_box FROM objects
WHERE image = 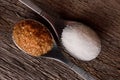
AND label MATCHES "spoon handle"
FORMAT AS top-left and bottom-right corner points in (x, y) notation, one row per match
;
(19, 0), (54, 23)
(43, 46), (96, 80)
(66, 60), (96, 80)
(19, 0), (42, 15)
